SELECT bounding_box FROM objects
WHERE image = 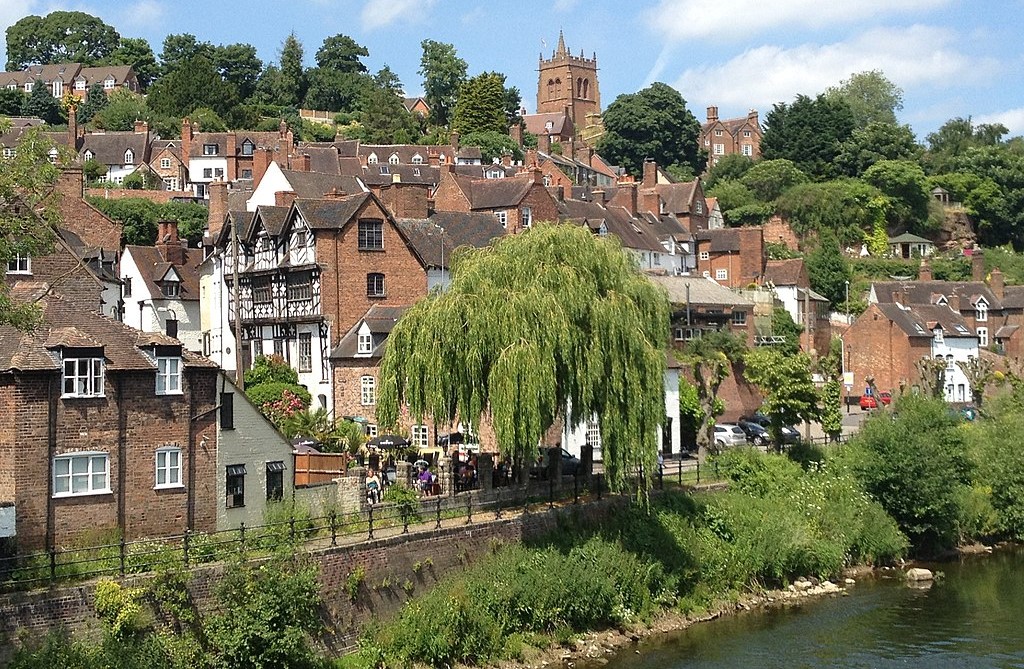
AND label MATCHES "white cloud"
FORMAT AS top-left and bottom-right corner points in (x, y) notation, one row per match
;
(360, 0), (434, 31)
(671, 25), (999, 116)
(974, 108), (1024, 137)
(117, 0), (164, 30)
(645, 0), (950, 42)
